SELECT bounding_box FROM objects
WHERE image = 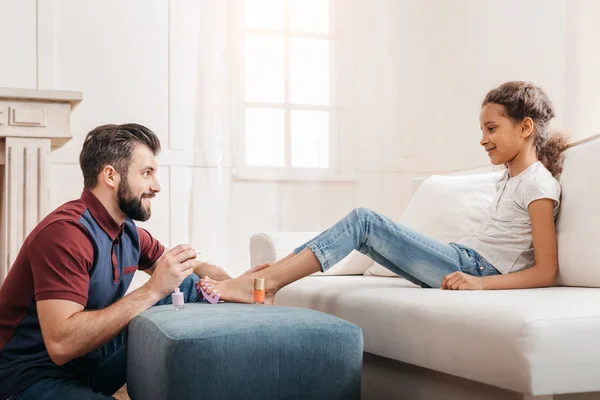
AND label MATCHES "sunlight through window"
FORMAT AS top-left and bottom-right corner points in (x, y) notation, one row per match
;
(243, 0), (332, 171)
